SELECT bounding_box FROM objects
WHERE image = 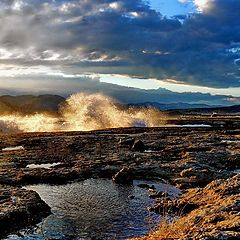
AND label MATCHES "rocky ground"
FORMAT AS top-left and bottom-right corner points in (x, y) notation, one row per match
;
(0, 118), (240, 239)
(134, 174), (240, 240)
